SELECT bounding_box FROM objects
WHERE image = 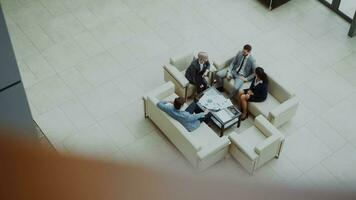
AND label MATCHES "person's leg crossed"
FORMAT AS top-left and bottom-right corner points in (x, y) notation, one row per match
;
(230, 78), (244, 98)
